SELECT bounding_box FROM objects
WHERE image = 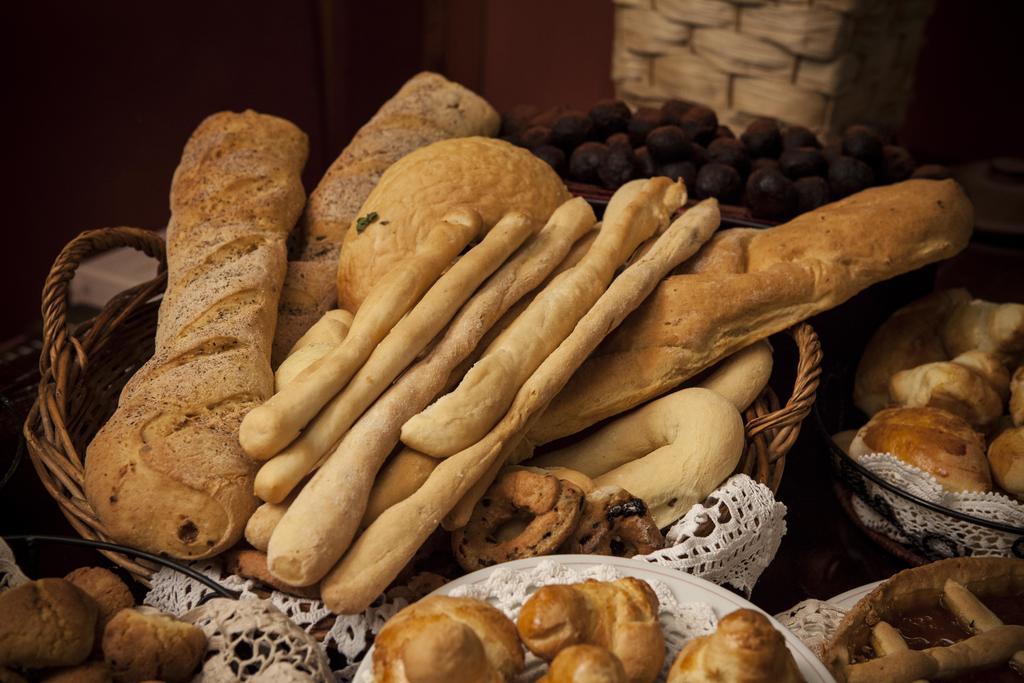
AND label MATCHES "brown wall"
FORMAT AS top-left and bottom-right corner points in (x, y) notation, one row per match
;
(5, 0), (1022, 341)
